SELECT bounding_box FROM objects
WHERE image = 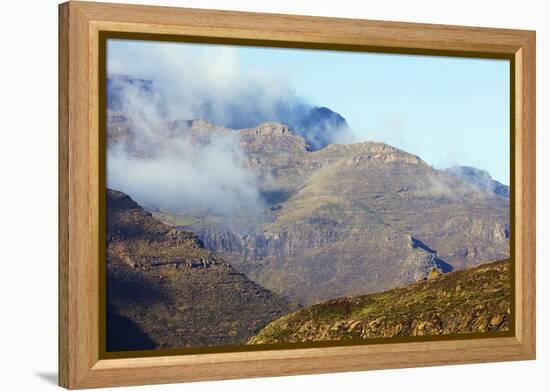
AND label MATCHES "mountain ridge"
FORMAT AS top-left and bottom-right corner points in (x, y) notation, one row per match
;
(107, 114), (510, 305)
(164, 120), (509, 304)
